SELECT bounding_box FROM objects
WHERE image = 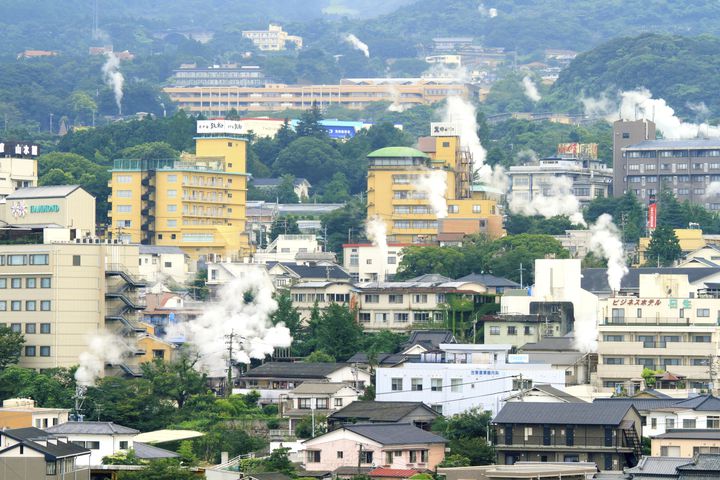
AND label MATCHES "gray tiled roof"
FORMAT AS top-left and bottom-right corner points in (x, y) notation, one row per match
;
(625, 456), (691, 475)
(593, 397), (681, 412)
(493, 402), (633, 425)
(454, 273), (521, 288)
(624, 139), (720, 150)
(344, 423), (446, 445)
(346, 352), (410, 366)
(45, 421), (139, 435)
(406, 274), (453, 283)
(0, 427), (90, 460)
(668, 395), (720, 411)
(677, 453), (720, 473)
(654, 429), (720, 440)
(133, 442), (180, 459)
(272, 262), (350, 281)
(329, 401), (439, 422)
(292, 382), (353, 395)
(6, 185), (82, 199)
(520, 335), (577, 352)
(581, 267), (720, 293)
(532, 385), (586, 403)
(402, 330), (456, 350)
(241, 362), (345, 379)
